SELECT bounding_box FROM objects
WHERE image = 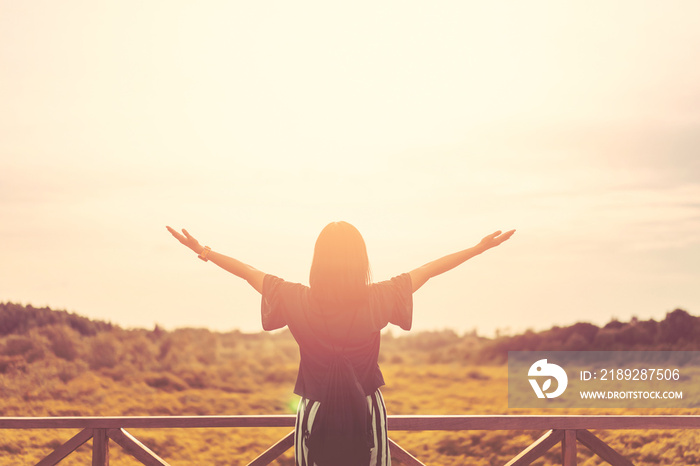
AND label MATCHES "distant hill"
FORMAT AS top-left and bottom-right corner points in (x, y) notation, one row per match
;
(0, 302), (113, 337)
(476, 308), (700, 363)
(1, 302), (697, 368)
